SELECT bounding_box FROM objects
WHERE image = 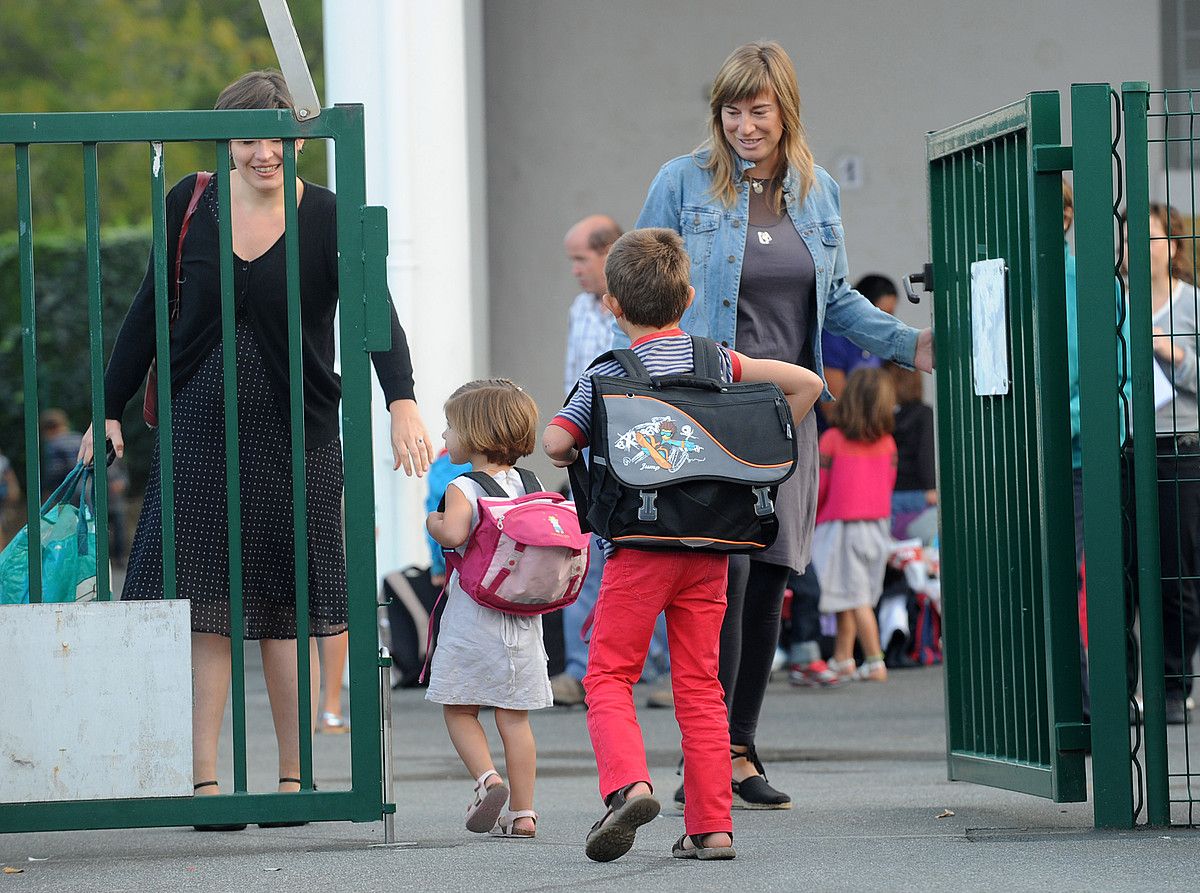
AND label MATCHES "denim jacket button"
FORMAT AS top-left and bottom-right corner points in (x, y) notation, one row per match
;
(693, 214), (701, 225)
(723, 299), (731, 307)
(732, 219), (741, 228)
(727, 255), (735, 263)
(721, 340), (729, 347)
